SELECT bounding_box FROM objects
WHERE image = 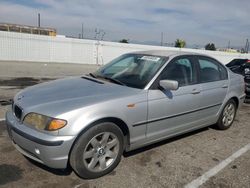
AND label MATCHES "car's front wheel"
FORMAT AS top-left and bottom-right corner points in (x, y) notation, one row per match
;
(70, 122), (124, 179)
(216, 99), (237, 130)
